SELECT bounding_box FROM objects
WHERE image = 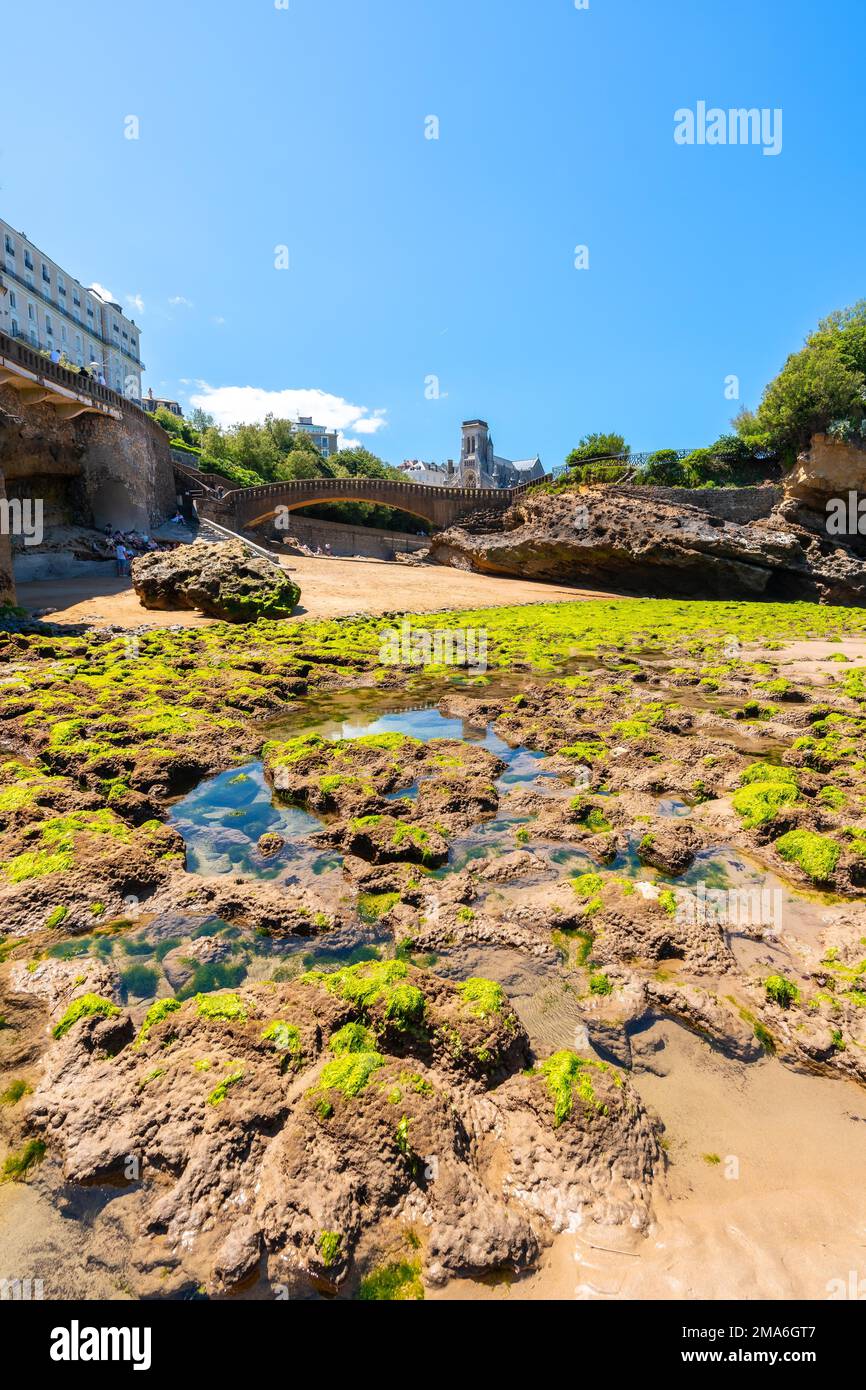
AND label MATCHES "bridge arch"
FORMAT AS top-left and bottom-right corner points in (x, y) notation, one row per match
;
(176, 466), (529, 534)
(245, 495), (437, 530)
